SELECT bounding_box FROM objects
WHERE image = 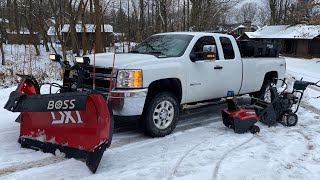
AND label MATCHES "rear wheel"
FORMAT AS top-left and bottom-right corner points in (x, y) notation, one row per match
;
(252, 80), (275, 103)
(282, 112), (298, 127)
(143, 92), (179, 137)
